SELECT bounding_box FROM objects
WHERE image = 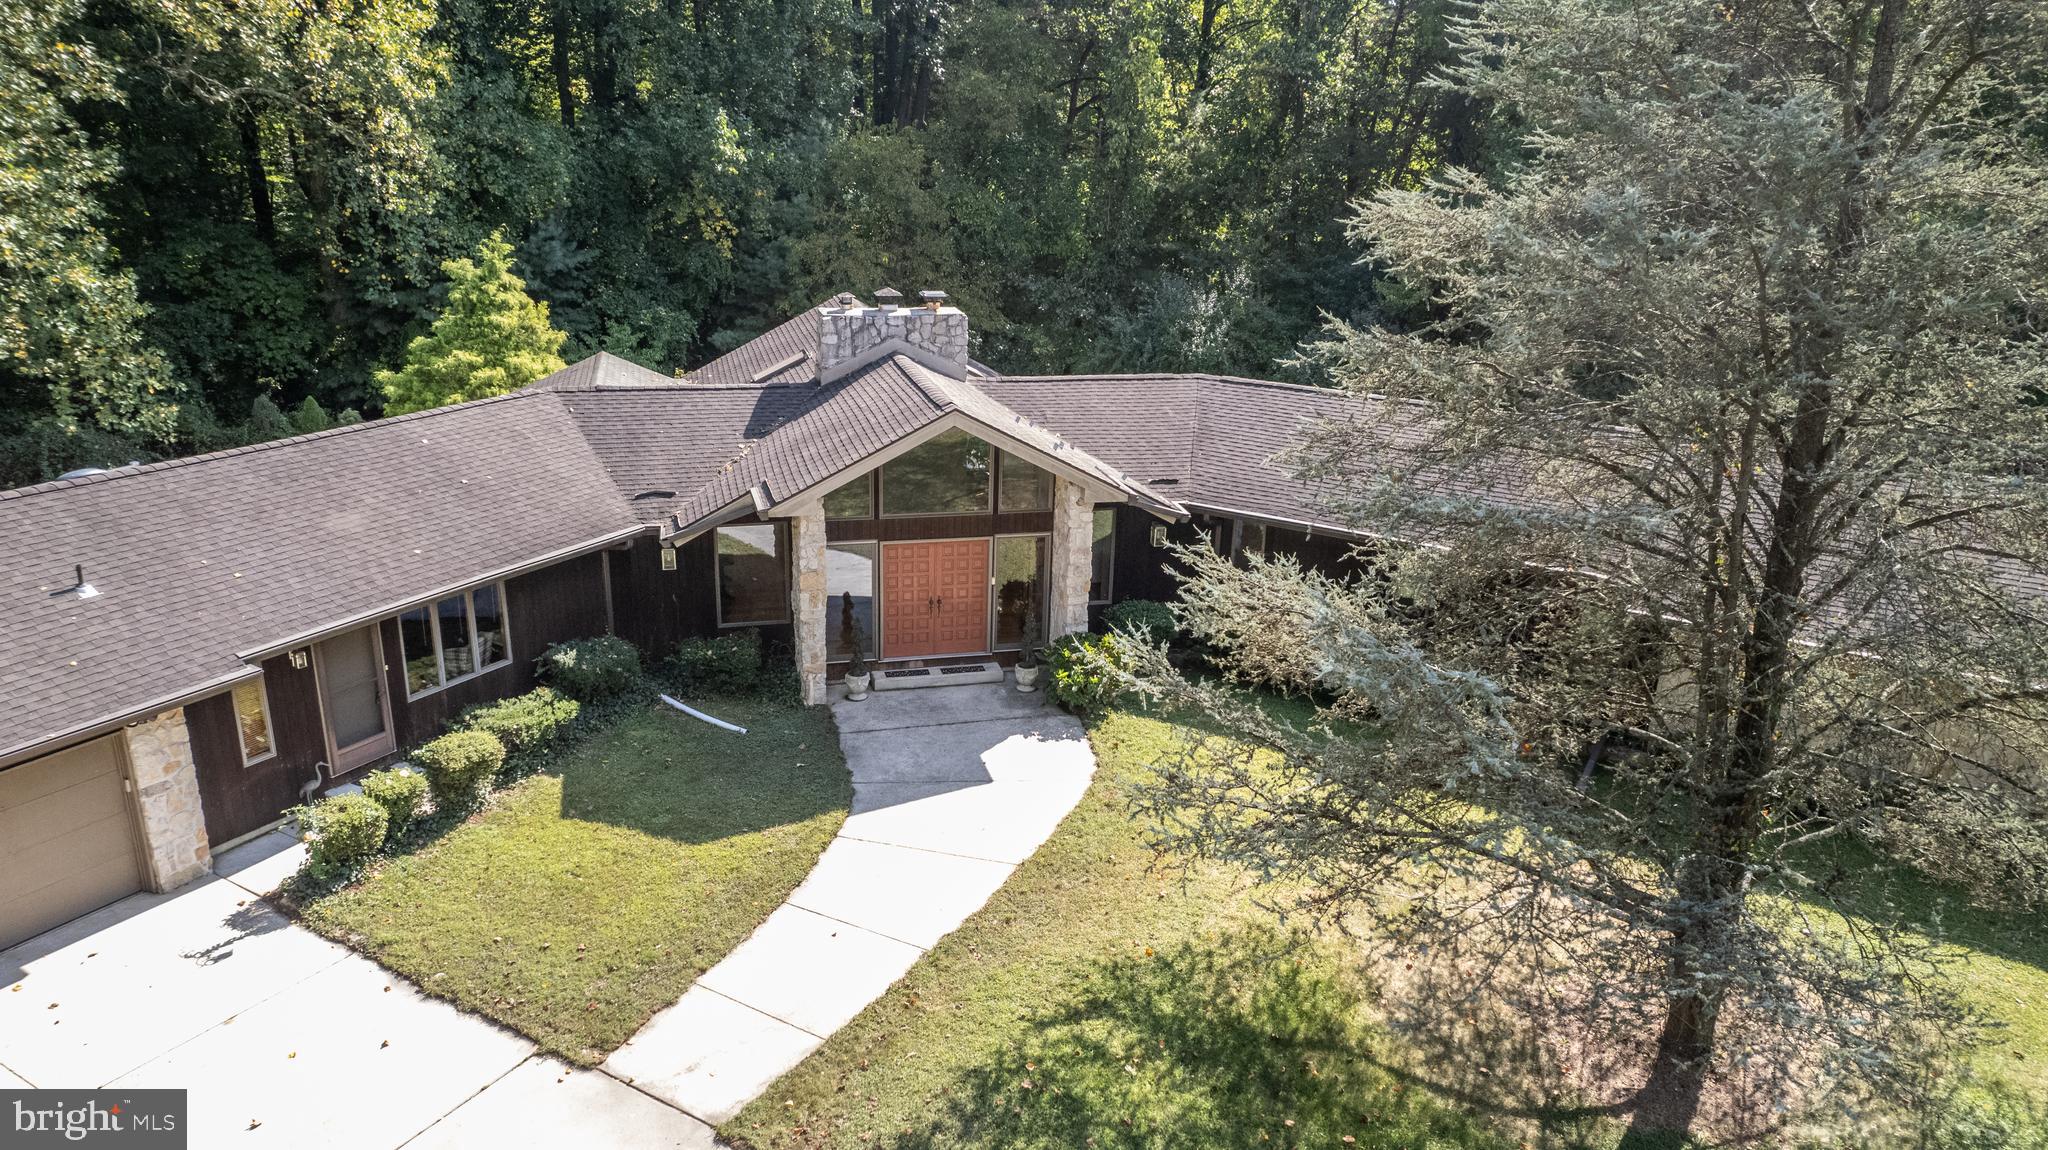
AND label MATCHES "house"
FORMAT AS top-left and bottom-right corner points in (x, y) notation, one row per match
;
(0, 290), (1384, 950)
